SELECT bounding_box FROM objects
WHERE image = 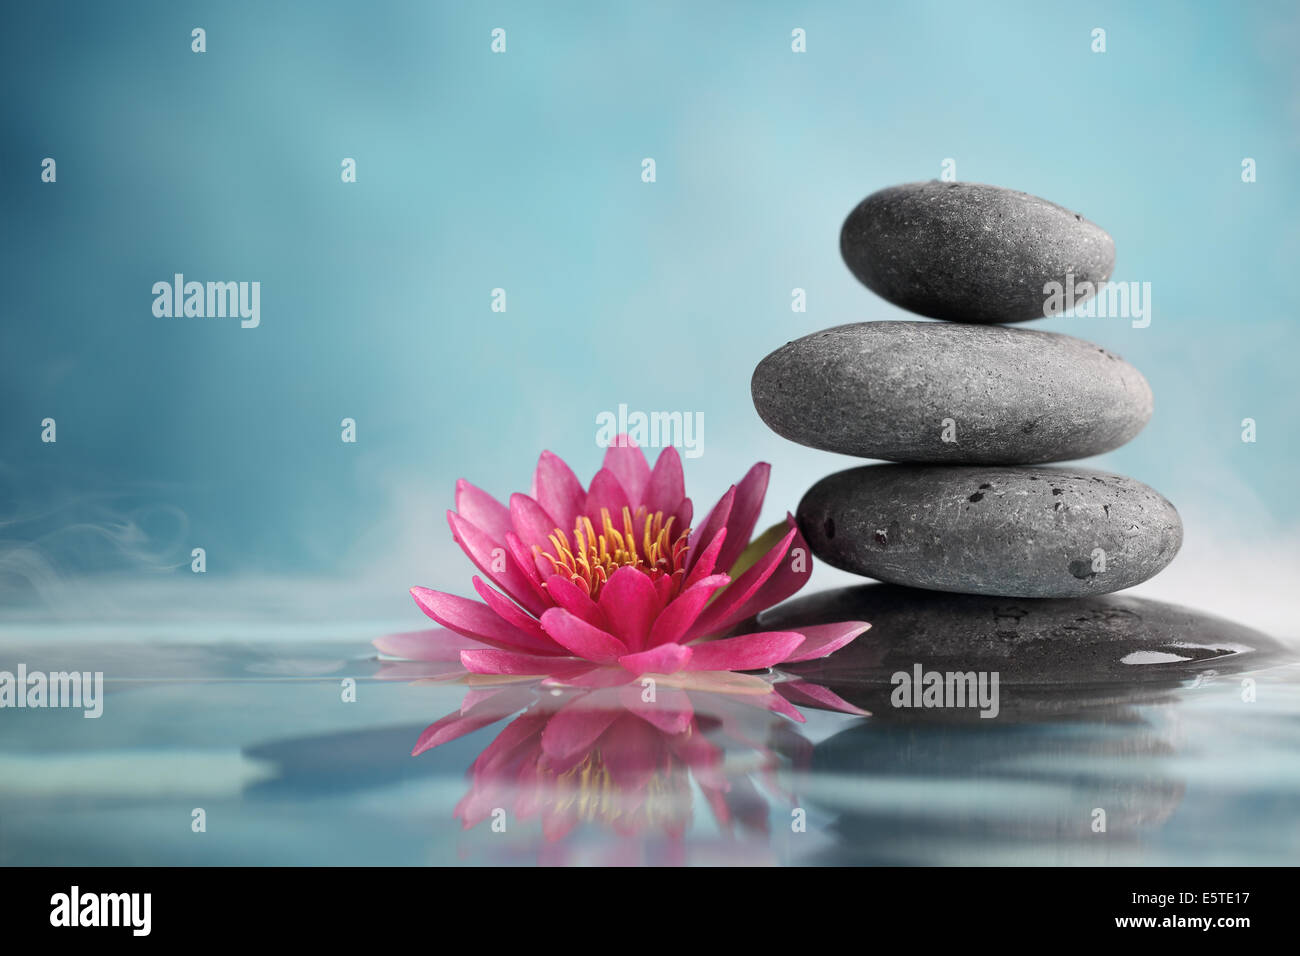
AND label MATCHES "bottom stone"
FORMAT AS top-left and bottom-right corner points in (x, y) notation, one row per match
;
(762, 584), (1286, 688)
